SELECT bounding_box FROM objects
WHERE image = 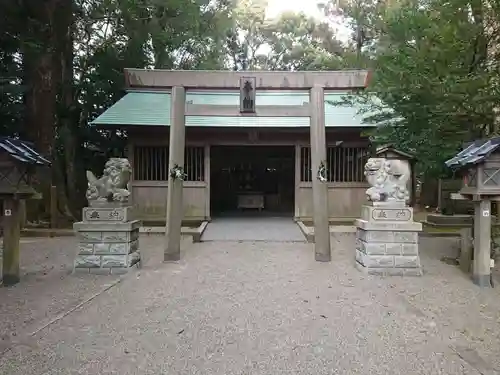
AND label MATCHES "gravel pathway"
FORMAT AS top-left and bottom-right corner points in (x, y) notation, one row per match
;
(0, 238), (119, 355)
(0, 234), (499, 374)
(201, 217), (306, 242)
